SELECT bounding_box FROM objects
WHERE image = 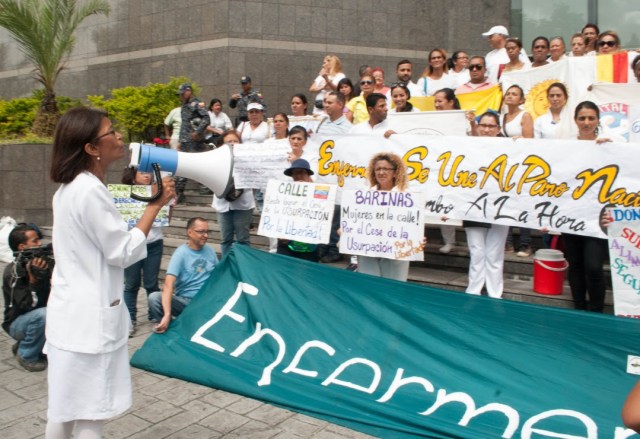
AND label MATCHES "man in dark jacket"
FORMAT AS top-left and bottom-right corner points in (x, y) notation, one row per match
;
(2, 224), (51, 372)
